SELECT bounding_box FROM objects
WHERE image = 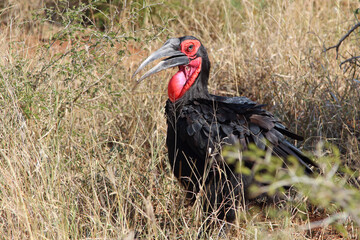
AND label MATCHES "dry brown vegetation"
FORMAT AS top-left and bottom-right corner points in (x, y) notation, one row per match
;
(0, 0), (359, 239)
